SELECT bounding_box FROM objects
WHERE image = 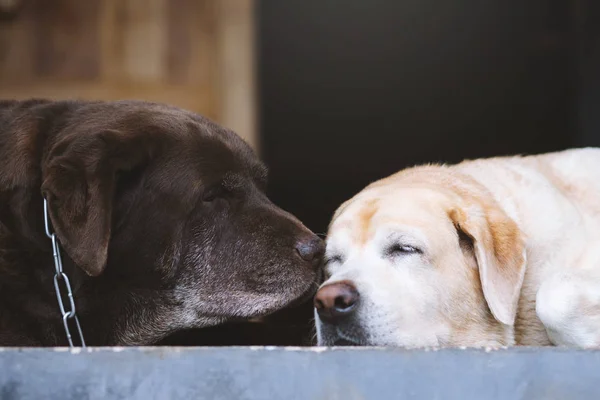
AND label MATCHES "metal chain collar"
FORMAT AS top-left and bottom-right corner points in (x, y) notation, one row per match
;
(43, 198), (86, 348)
